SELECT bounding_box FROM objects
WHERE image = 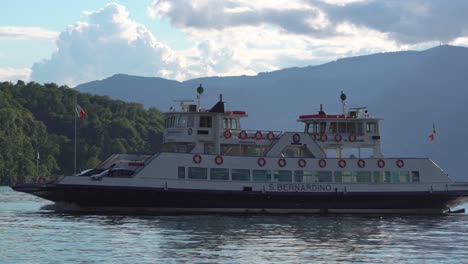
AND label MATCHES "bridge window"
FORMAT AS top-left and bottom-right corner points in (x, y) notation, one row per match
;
(178, 166), (185, 179)
(253, 170), (271, 182)
(199, 116), (212, 128)
(373, 171), (391, 183)
(188, 167), (208, 179)
(232, 169), (250, 181)
(366, 122), (377, 133)
(274, 170), (292, 182)
(412, 171), (420, 183)
(210, 168), (229, 181)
